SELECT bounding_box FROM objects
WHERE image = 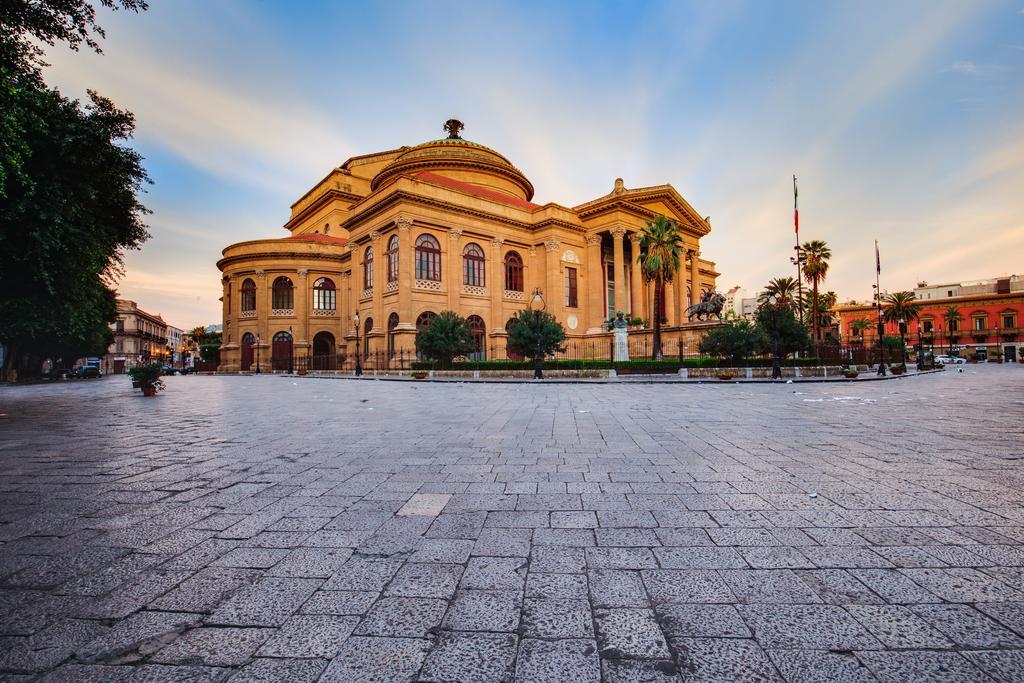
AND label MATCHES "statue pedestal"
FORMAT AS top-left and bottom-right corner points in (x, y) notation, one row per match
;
(614, 328), (630, 362)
